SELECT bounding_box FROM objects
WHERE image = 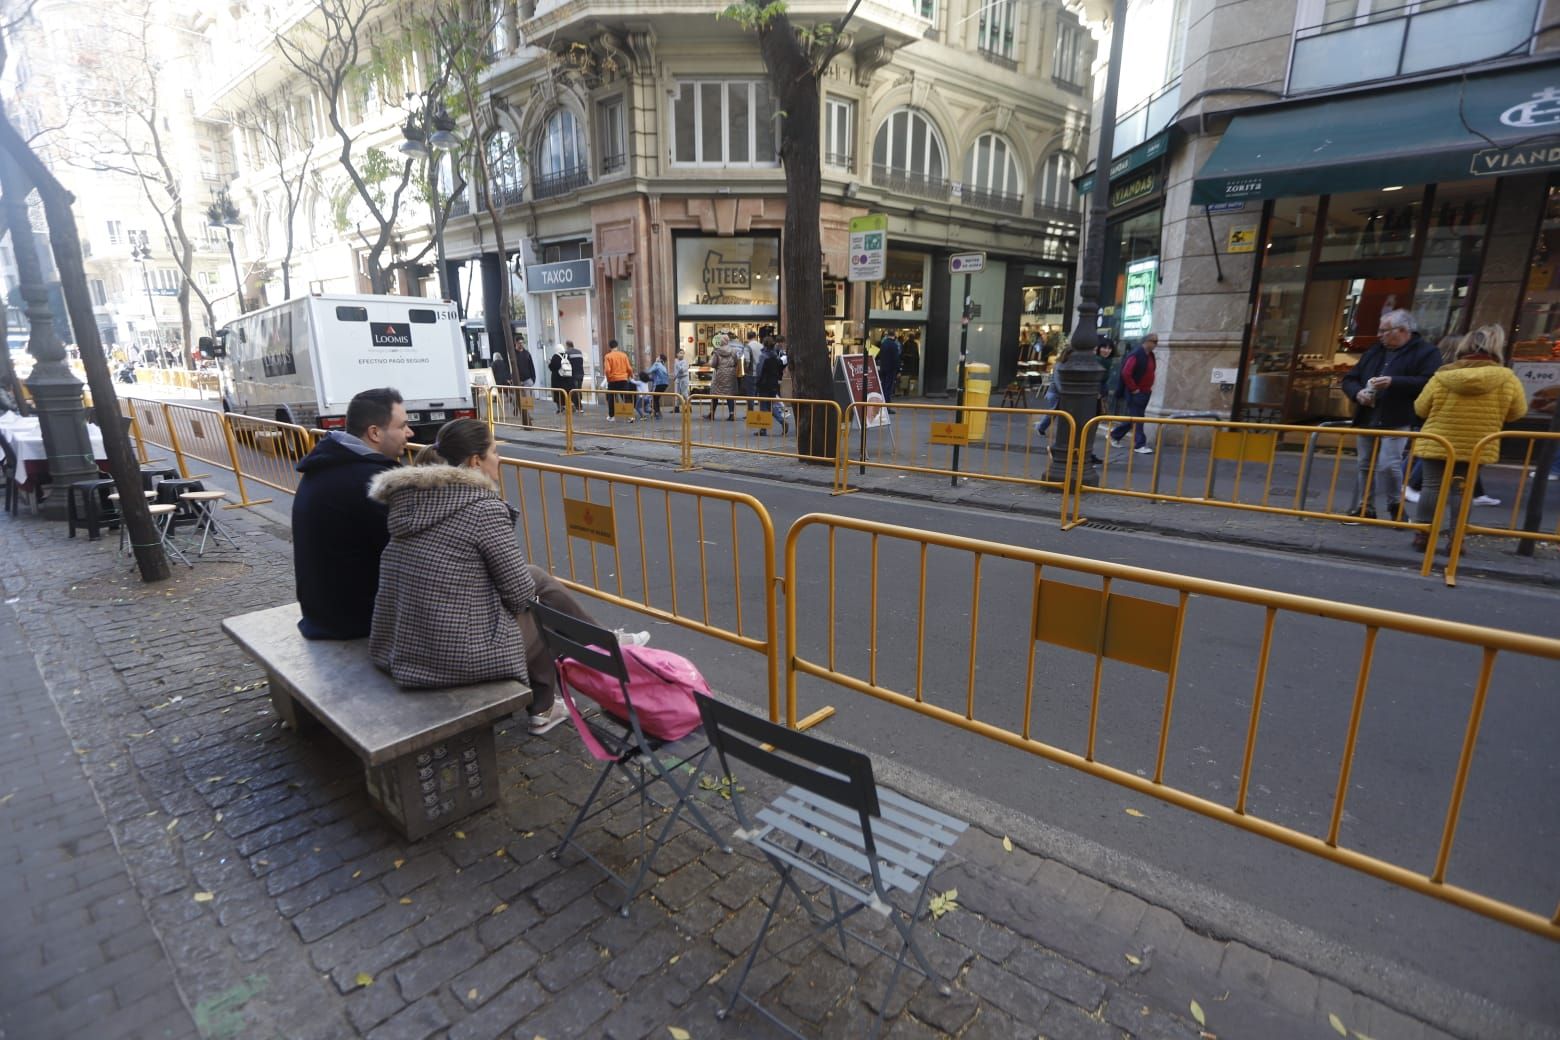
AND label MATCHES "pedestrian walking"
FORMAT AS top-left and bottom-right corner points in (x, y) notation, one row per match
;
(565, 341), (586, 413)
(602, 339), (635, 422)
(876, 332), (902, 404)
(706, 334), (741, 421)
(673, 348), (690, 412)
(548, 345), (573, 413)
(1340, 310), (1441, 521)
(1407, 325), (1526, 550)
(754, 338), (788, 436)
(649, 354), (670, 419)
(1109, 333), (1158, 453)
(514, 345), (537, 428)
